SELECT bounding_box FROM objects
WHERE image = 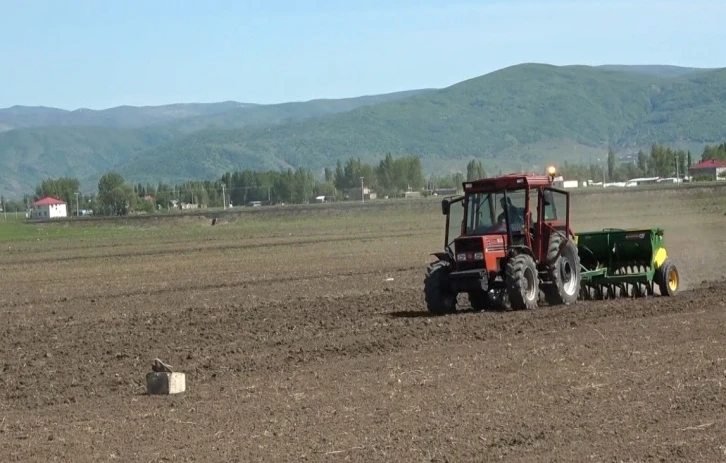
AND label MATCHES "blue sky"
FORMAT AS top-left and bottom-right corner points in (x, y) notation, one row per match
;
(1, 0), (724, 109)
